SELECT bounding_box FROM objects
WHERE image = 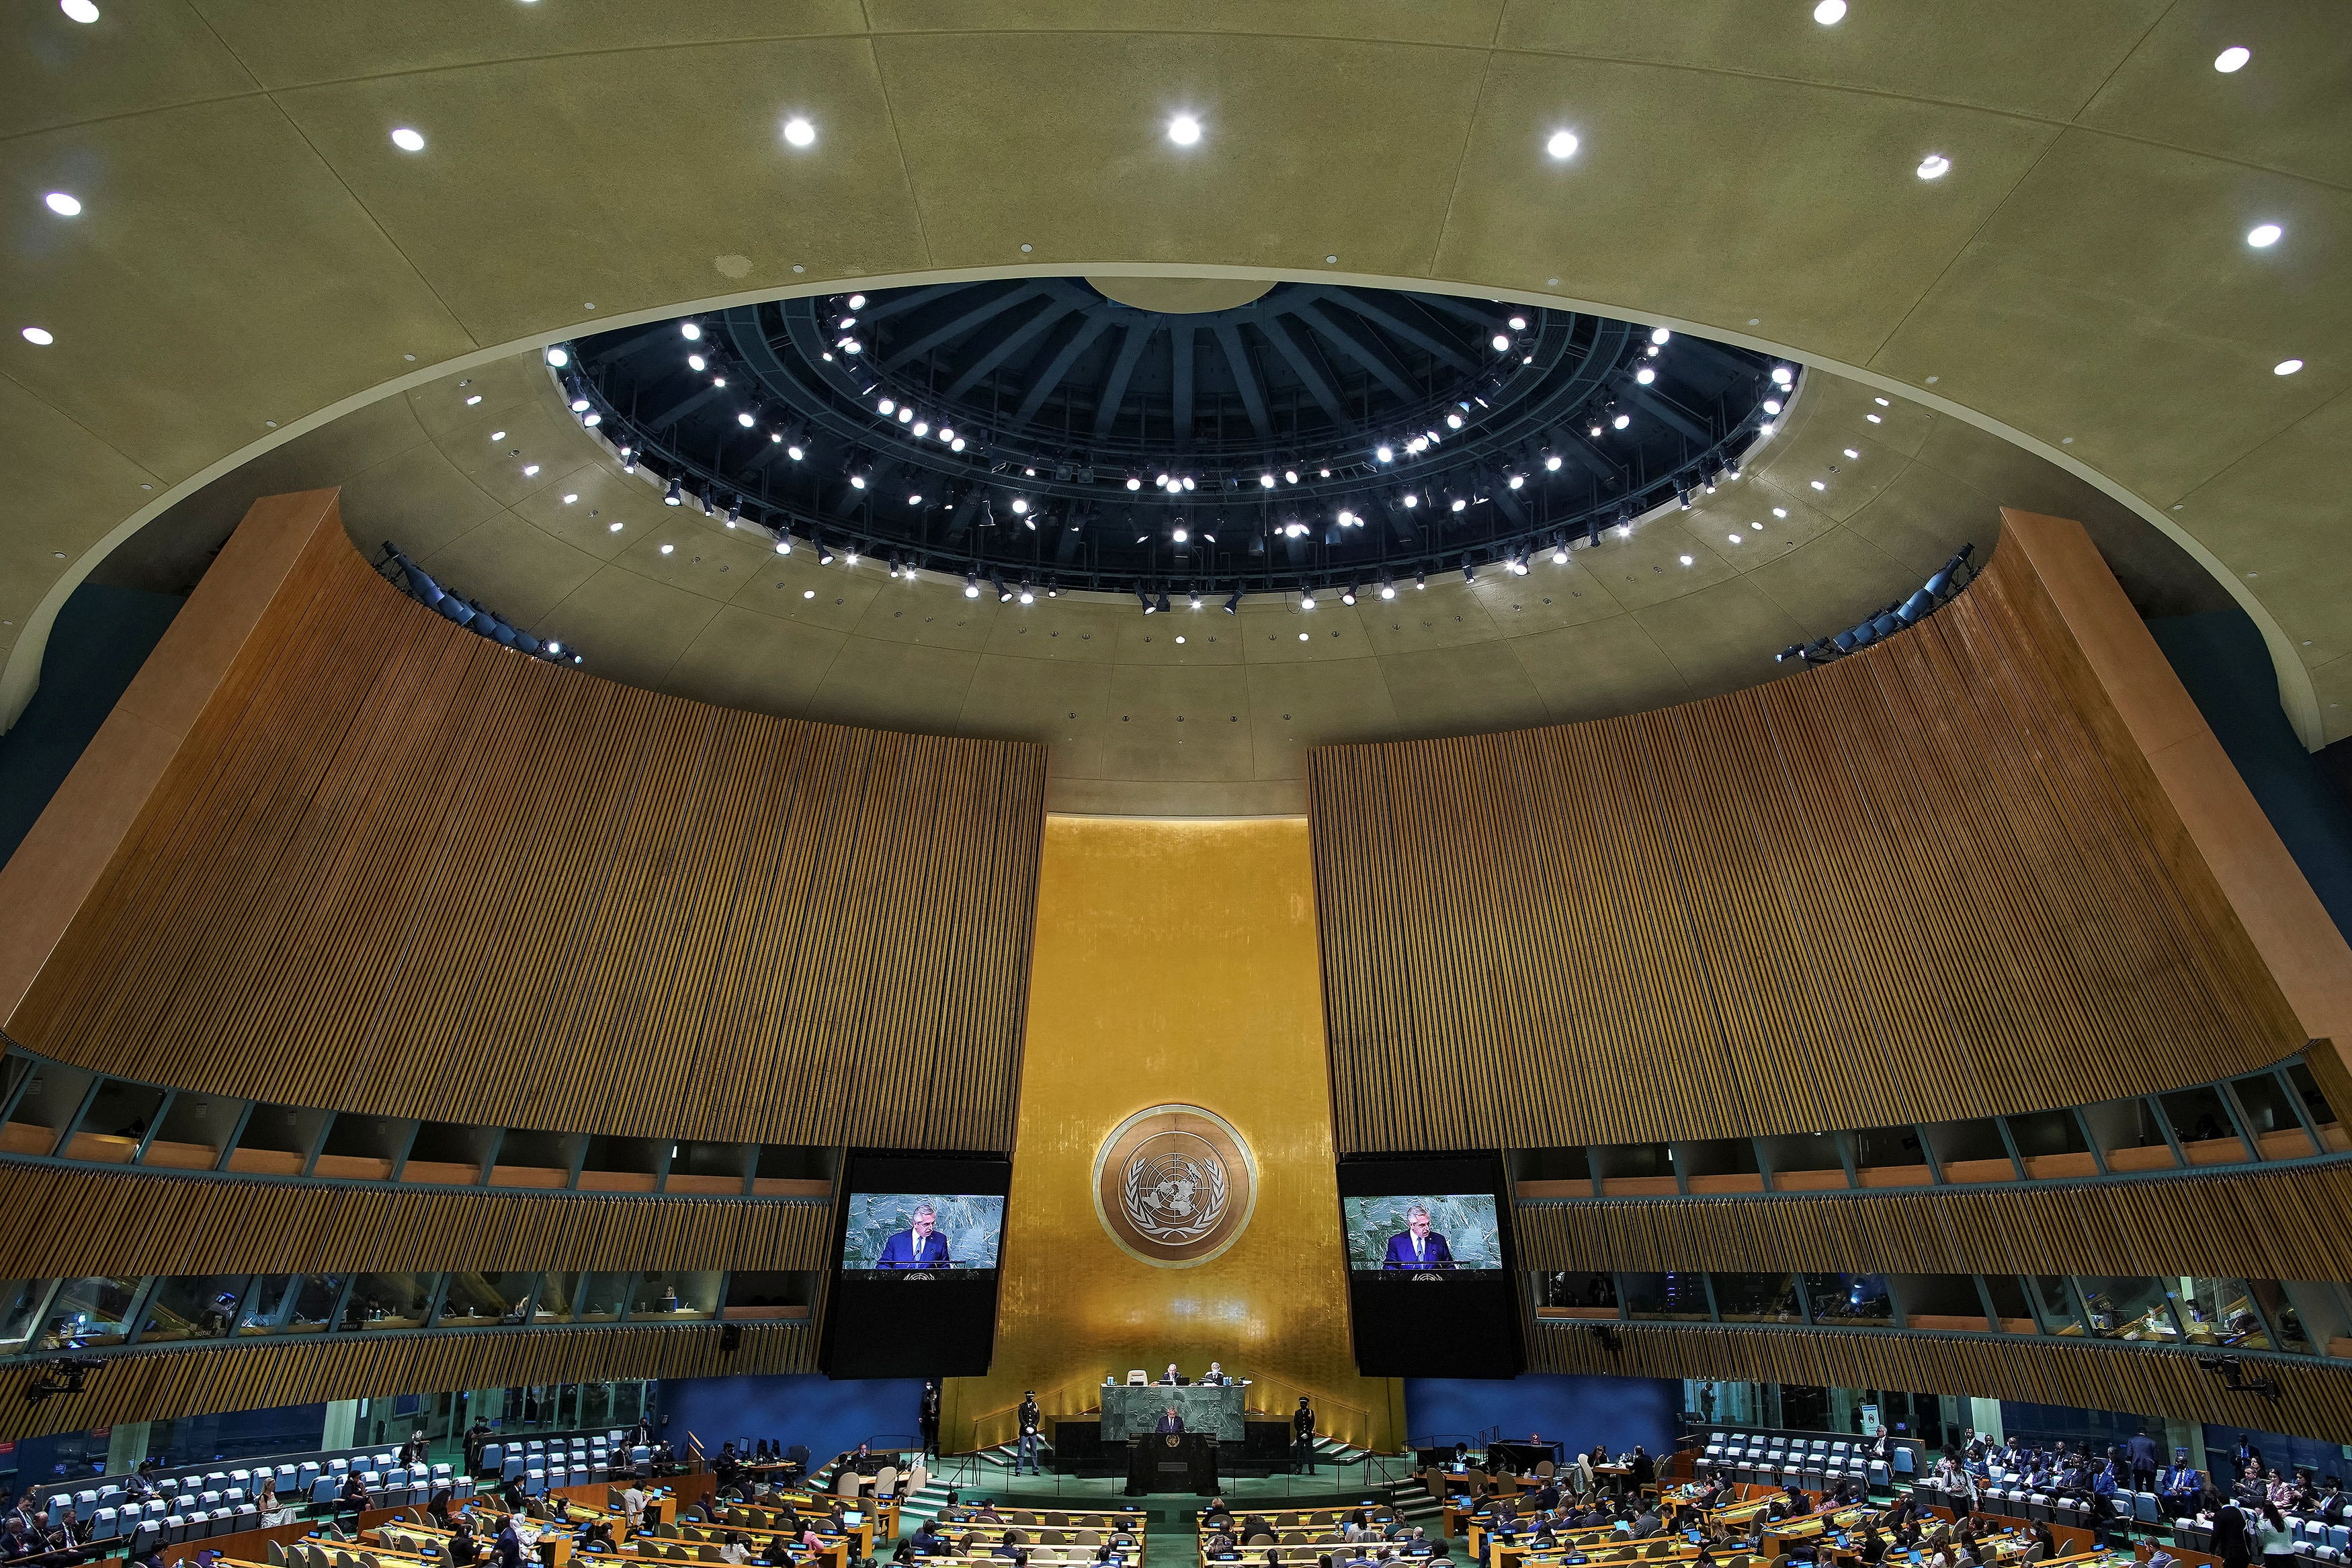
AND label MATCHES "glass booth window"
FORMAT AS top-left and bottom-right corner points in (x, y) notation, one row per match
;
(284, 1274), (348, 1334)
(137, 1275), (249, 1342)
(1621, 1272), (1711, 1321)
(0, 1279), (50, 1349)
(44, 1276), (138, 1347)
(2177, 1277), (2267, 1347)
(1712, 1272), (1802, 1323)
(439, 1272), (538, 1328)
(239, 1275), (296, 1334)
(2078, 1276), (2179, 1340)
(1805, 1273), (1894, 1327)
(628, 1273), (718, 1320)
(350, 1274), (434, 1330)
(576, 1274), (629, 1323)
